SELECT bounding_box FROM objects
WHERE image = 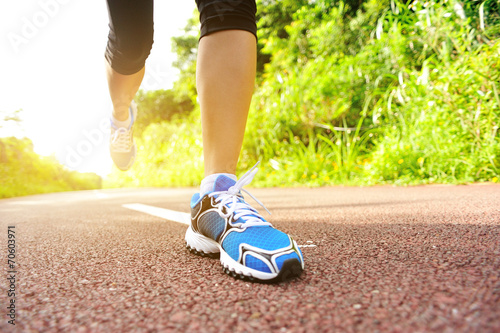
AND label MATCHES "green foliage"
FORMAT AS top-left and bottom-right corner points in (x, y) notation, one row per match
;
(104, 111), (204, 188)
(171, 11), (200, 105)
(0, 137), (102, 198)
(248, 0), (500, 186)
(256, 0), (309, 73)
(460, 0), (500, 39)
(107, 0), (500, 188)
(134, 89), (193, 136)
(366, 40), (500, 184)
